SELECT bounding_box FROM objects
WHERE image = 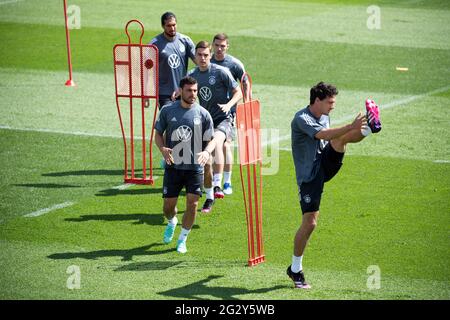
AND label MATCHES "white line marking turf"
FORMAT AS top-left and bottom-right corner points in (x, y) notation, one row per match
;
(0, 125), (122, 139)
(22, 181), (159, 218)
(0, 0), (24, 5)
(24, 201), (75, 218)
(112, 184), (135, 190)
